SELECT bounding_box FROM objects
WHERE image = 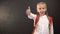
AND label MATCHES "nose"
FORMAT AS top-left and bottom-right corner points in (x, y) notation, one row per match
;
(40, 8), (44, 11)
